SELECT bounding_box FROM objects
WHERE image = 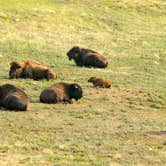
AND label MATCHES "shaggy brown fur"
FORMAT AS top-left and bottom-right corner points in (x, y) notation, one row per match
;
(9, 60), (56, 80)
(67, 46), (108, 68)
(88, 77), (112, 88)
(0, 84), (29, 111)
(40, 82), (83, 104)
